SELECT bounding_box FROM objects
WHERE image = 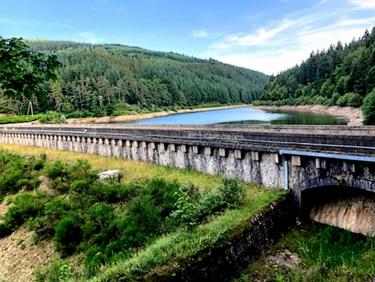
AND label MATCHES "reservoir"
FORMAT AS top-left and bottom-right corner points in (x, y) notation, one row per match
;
(132, 106), (347, 125)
